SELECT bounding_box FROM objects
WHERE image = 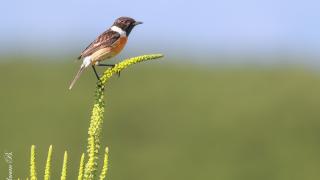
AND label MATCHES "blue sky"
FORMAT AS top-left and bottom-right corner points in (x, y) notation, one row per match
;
(1, 0), (320, 61)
